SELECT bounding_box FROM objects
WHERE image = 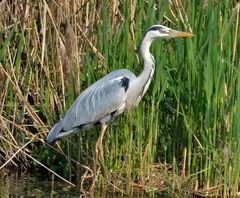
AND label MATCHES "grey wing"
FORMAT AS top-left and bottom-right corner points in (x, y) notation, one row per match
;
(61, 69), (136, 131)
